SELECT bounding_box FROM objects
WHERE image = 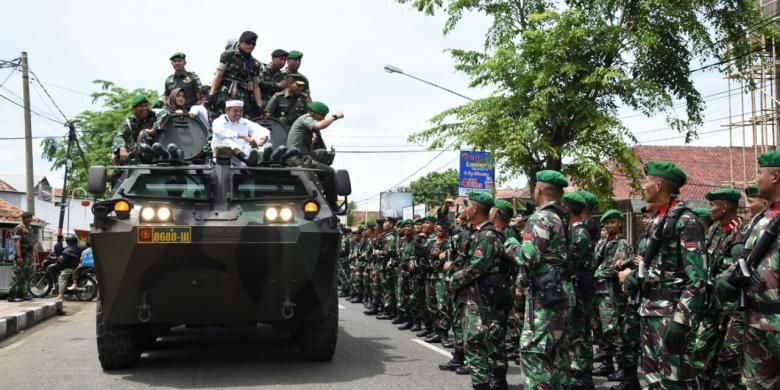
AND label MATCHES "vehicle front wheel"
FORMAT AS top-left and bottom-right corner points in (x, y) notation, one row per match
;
(96, 298), (142, 370)
(297, 287), (338, 361)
